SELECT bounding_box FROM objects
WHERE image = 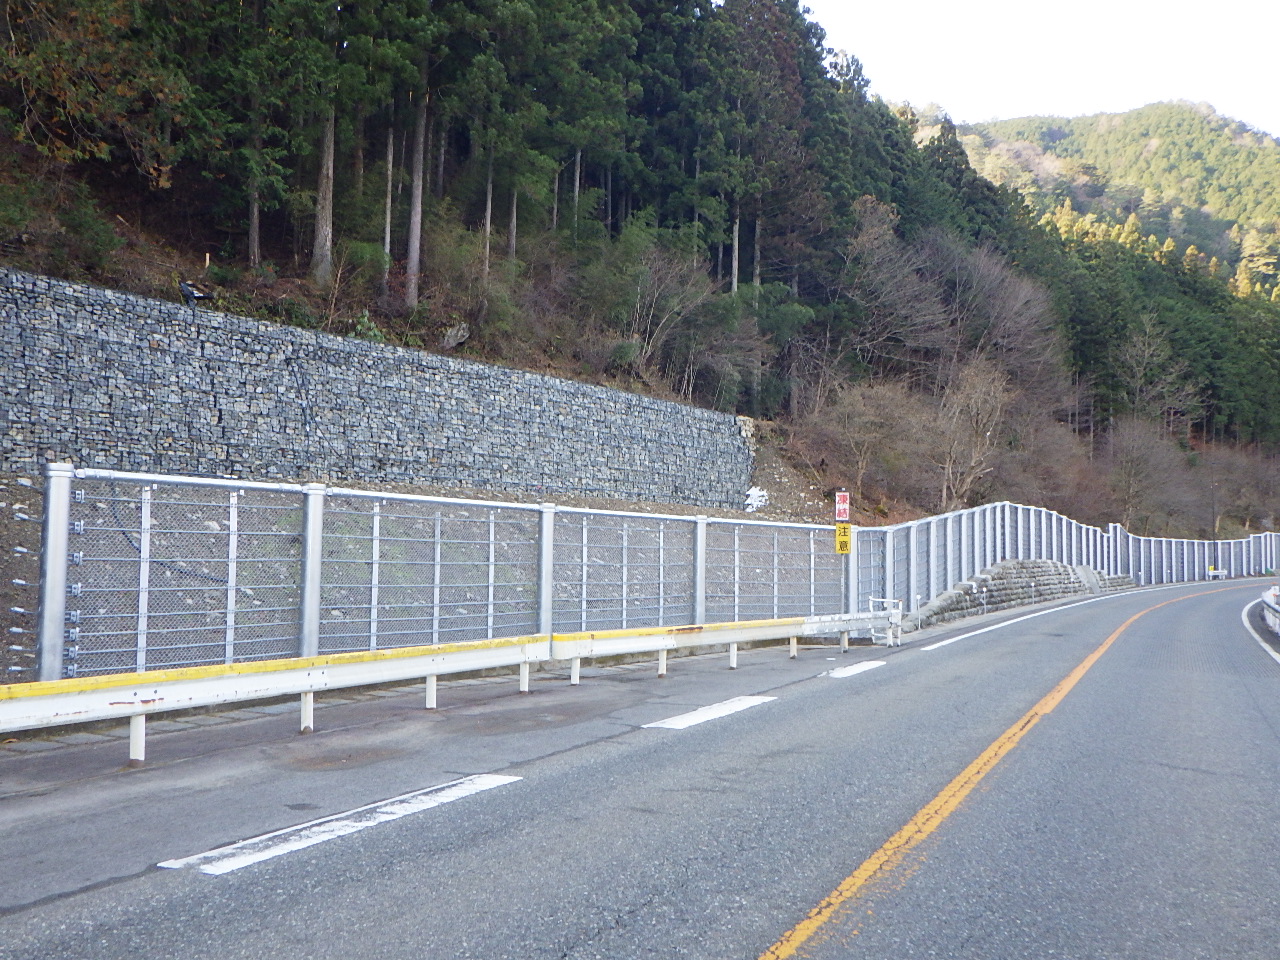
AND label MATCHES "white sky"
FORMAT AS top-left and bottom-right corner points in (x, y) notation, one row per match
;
(798, 0), (1280, 139)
